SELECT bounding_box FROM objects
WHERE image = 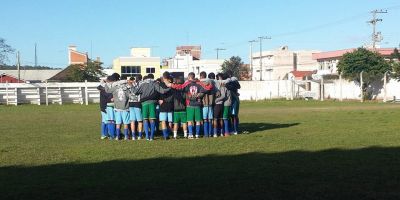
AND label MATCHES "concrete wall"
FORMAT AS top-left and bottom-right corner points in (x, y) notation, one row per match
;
(1, 80), (400, 105)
